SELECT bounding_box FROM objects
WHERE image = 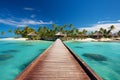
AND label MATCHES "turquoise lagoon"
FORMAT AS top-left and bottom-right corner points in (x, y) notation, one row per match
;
(0, 40), (52, 80)
(65, 41), (120, 80)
